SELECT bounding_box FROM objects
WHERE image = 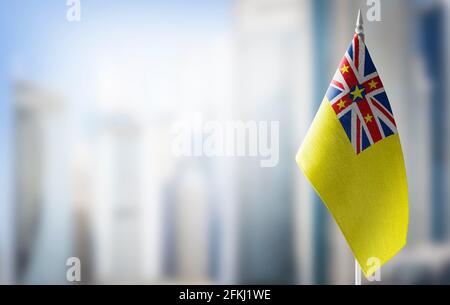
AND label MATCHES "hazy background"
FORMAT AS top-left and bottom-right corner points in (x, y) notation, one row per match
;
(0, 0), (449, 284)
